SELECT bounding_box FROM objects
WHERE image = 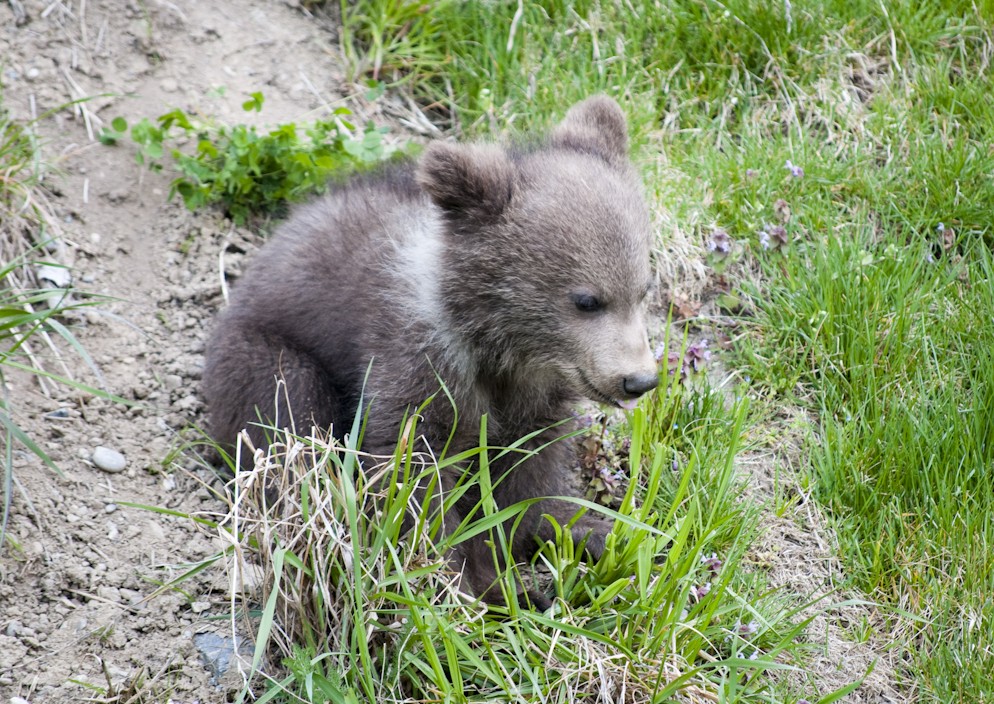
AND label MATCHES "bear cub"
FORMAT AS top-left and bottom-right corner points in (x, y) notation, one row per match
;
(203, 96), (659, 609)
